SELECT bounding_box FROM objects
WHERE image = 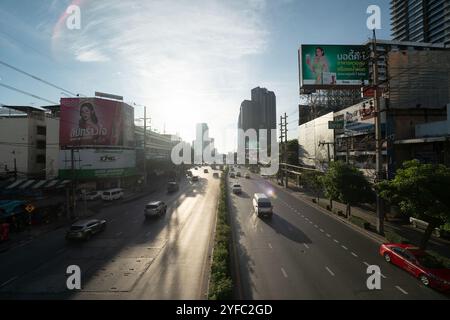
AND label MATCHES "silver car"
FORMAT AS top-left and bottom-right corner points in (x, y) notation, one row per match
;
(66, 219), (106, 241)
(145, 201), (167, 219)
